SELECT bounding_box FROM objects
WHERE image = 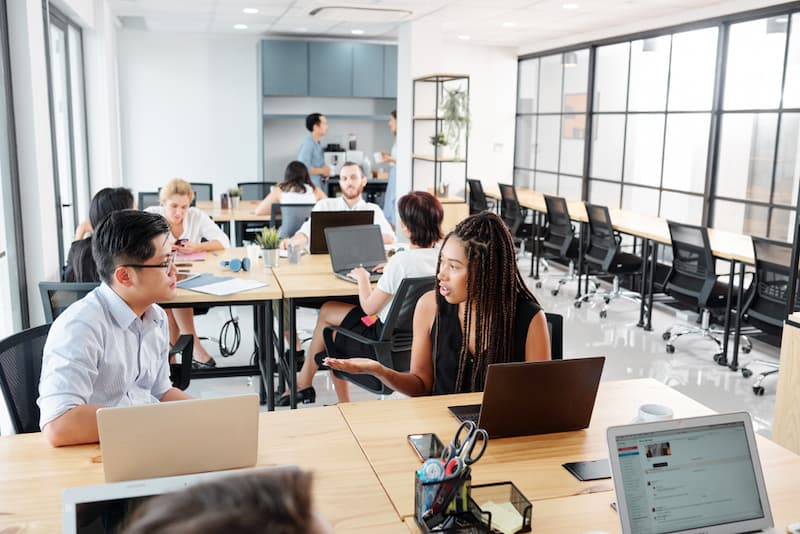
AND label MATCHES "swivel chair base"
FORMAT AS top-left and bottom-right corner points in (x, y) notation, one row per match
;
(573, 275), (642, 318)
(662, 309), (752, 364)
